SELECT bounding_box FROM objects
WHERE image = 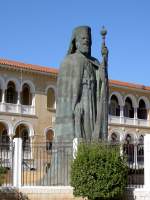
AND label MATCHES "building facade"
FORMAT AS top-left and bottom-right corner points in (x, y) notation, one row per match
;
(0, 59), (58, 156)
(0, 58), (150, 186)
